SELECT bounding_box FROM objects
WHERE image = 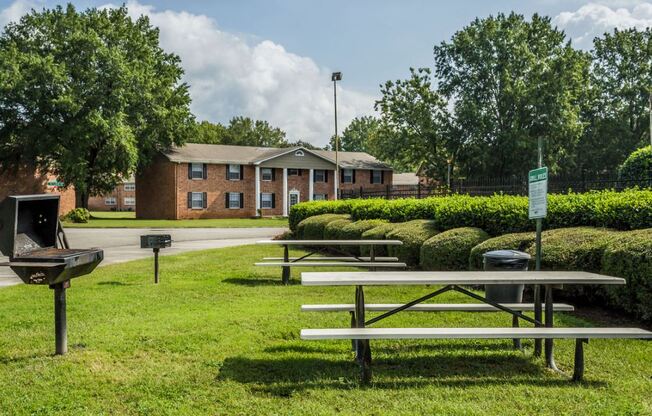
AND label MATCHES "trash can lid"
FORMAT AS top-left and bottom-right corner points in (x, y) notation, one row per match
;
(482, 250), (531, 260)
